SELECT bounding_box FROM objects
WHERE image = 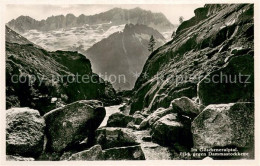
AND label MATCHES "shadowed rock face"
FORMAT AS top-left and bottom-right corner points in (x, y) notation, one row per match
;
(6, 26), (119, 114)
(130, 4), (254, 114)
(7, 8), (174, 33)
(198, 54), (254, 105)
